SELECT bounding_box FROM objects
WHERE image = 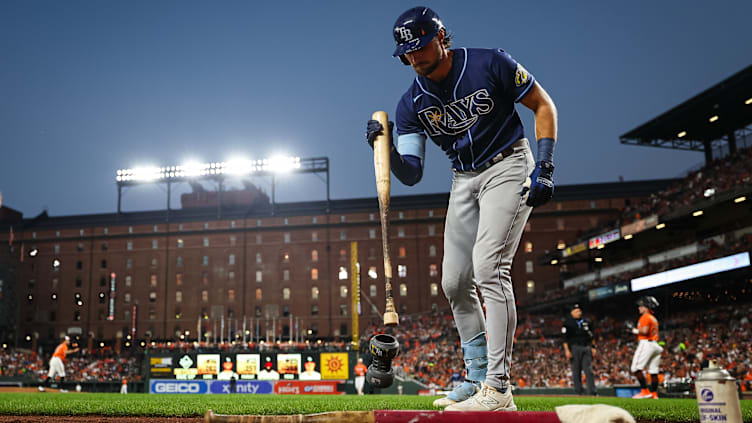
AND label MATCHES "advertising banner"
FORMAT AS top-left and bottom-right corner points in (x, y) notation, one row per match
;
(150, 379), (273, 394)
(274, 380), (343, 395)
(149, 356), (173, 378)
(236, 354), (260, 380)
(277, 353), (301, 380)
(320, 353), (349, 380)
